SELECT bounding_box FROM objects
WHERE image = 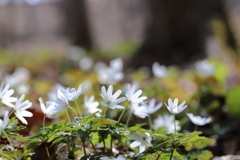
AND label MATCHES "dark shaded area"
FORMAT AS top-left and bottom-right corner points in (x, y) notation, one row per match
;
(129, 0), (237, 68)
(60, 0), (92, 50)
